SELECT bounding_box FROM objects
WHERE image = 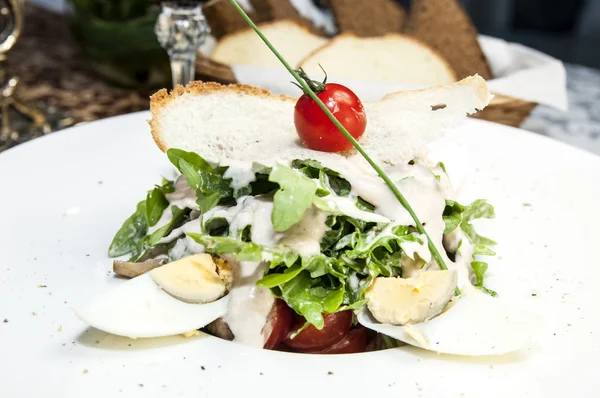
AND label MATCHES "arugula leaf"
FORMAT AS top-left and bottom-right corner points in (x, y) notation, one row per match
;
(277, 271), (345, 329)
(269, 164), (318, 232)
(471, 261), (497, 297)
(147, 206), (189, 246)
(167, 148), (212, 171)
(356, 197), (376, 212)
(167, 149), (233, 212)
(292, 159), (351, 196)
(442, 200), (466, 234)
(257, 263), (304, 288)
(108, 200), (148, 257)
(145, 182), (171, 227)
(187, 233), (263, 261)
(204, 217), (229, 237)
(444, 199), (497, 296)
